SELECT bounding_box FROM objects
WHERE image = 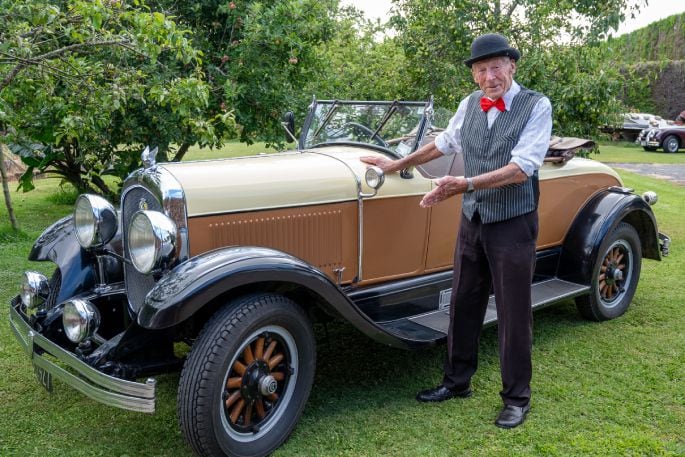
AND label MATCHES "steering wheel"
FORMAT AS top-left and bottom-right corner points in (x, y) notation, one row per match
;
(342, 122), (388, 147)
